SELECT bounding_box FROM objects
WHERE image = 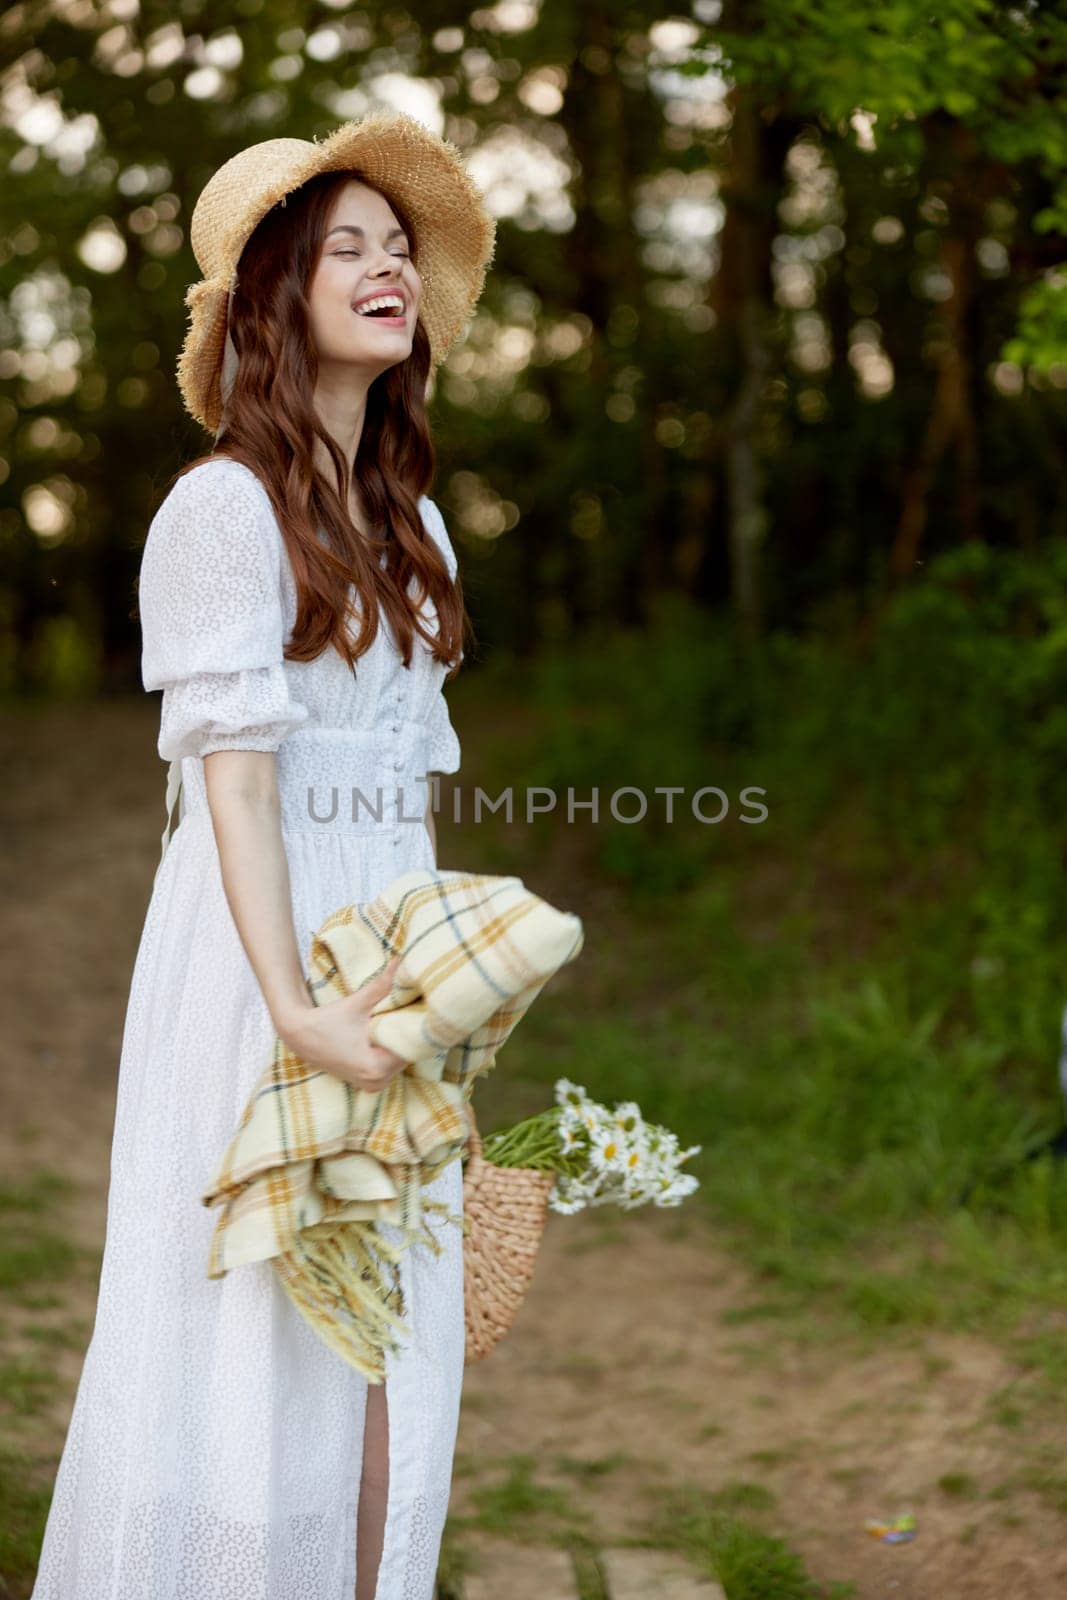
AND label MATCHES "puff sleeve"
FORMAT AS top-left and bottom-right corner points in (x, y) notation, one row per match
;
(421, 497), (463, 775)
(139, 460), (309, 762)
